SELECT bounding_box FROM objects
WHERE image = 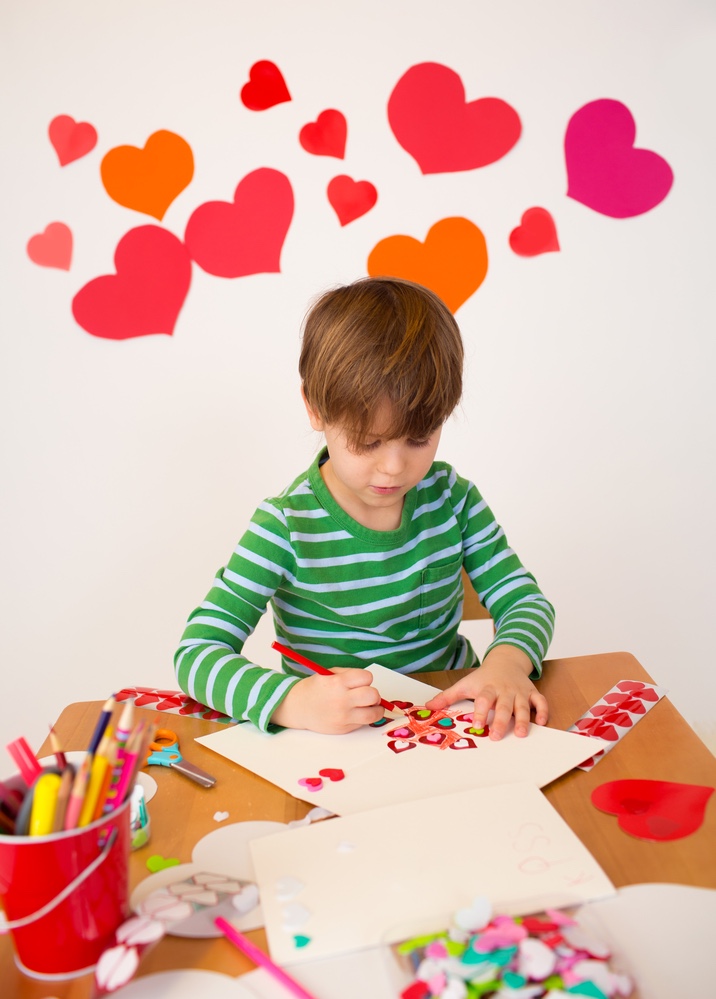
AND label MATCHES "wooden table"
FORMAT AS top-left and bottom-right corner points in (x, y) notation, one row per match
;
(2, 651), (715, 998)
